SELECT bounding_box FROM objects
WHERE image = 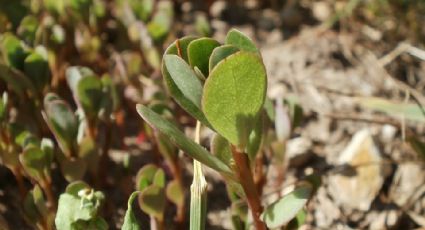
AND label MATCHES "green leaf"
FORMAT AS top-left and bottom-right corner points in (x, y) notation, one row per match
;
(130, 0), (154, 22)
(66, 181), (90, 196)
(77, 76), (103, 119)
(164, 55), (203, 108)
(43, 93), (78, 156)
(136, 104), (233, 177)
(66, 66), (95, 95)
(55, 194), (92, 229)
(136, 164), (158, 191)
(166, 180), (184, 207)
(0, 92), (6, 121)
(24, 49), (50, 92)
(32, 185), (49, 218)
(55, 183), (106, 230)
(162, 37), (212, 127)
(20, 146), (51, 182)
(0, 33), (28, 70)
(357, 97), (425, 123)
(195, 13), (211, 37)
(23, 188), (41, 224)
(247, 113), (265, 161)
(211, 133), (232, 167)
(209, 45), (239, 72)
(59, 157), (87, 182)
(138, 185), (165, 221)
(0, 62), (35, 98)
(147, 1), (173, 43)
(187, 37), (220, 76)
(286, 209), (307, 230)
(122, 191), (141, 230)
(261, 183), (313, 228)
(153, 169), (165, 188)
(17, 15), (38, 43)
(202, 51), (267, 148)
(225, 29), (258, 53)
